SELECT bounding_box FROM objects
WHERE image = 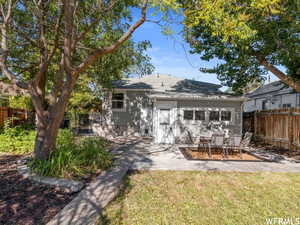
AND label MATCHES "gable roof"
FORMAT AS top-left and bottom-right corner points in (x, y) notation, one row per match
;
(246, 80), (294, 98)
(112, 74), (223, 95)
